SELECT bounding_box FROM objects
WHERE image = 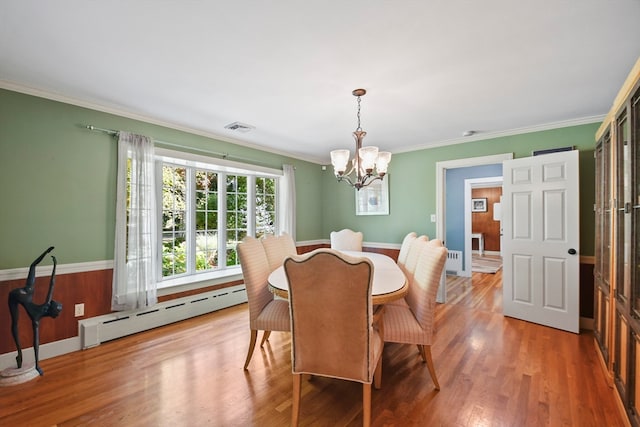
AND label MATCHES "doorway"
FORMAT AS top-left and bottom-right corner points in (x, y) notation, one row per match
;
(435, 153), (513, 303)
(464, 177), (503, 276)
